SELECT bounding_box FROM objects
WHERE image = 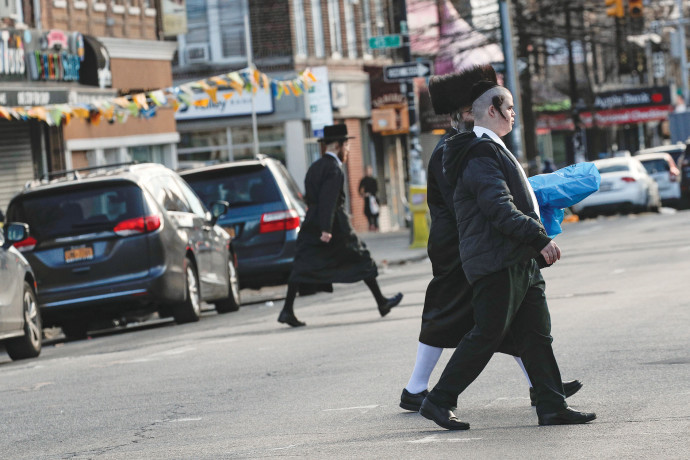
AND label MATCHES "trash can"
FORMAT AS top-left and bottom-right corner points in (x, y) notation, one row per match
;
(408, 185), (429, 249)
